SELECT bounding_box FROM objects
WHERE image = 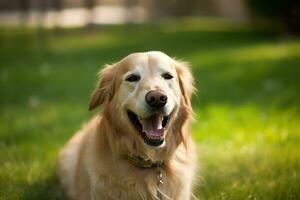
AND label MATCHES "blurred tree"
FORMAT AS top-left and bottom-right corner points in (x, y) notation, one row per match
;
(123, 0), (139, 22)
(18, 0), (30, 25)
(52, 0), (63, 31)
(150, 0), (198, 18)
(36, 0), (49, 28)
(247, 0), (300, 34)
(53, 0), (62, 10)
(85, 0), (96, 27)
(282, 0), (300, 34)
(124, 0), (138, 7)
(85, 0), (96, 10)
